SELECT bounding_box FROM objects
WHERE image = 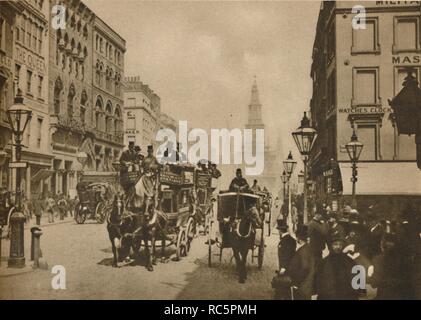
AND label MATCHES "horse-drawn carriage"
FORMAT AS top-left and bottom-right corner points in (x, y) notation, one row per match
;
(207, 191), (265, 281)
(158, 163), (196, 260)
(256, 190), (273, 236)
(195, 172), (215, 234)
(74, 180), (114, 224)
